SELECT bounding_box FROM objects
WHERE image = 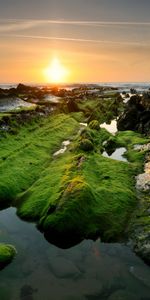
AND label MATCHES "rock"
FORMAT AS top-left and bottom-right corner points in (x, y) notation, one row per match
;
(136, 173), (150, 191)
(129, 265), (150, 288)
(130, 88), (137, 94)
(136, 143), (150, 152)
(67, 98), (79, 112)
(117, 94), (150, 135)
(20, 285), (37, 300)
(79, 139), (94, 151)
(48, 257), (81, 278)
(136, 150), (150, 192)
(77, 278), (103, 296)
(133, 234), (150, 264)
(108, 290), (139, 300)
(0, 243), (17, 270)
(129, 192), (150, 264)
